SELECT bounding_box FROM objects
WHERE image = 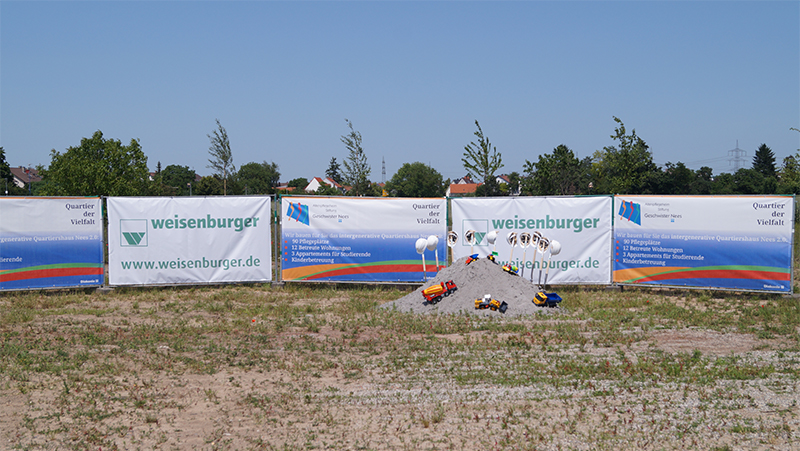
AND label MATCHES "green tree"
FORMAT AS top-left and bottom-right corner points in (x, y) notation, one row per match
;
(160, 165), (196, 196)
(710, 172), (735, 194)
(315, 184), (342, 196)
(0, 148), (28, 195)
(341, 119), (371, 196)
(475, 179), (500, 197)
(150, 161), (165, 196)
(385, 162), (446, 197)
(462, 120), (503, 196)
(752, 143), (776, 178)
(0, 147), (11, 184)
(288, 177), (309, 190)
(207, 119), (234, 195)
(692, 166), (714, 194)
(732, 168), (769, 194)
(39, 131), (149, 196)
(194, 175), (224, 196)
(325, 157), (342, 183)
(499, 172), (521, 196)
(764, 174), (778, 194)
(0, 147), (17, 195)
(659, 162), (694, 194)
(708, 167), (773, 195)
(522, 145), (590, 196)
(591, 117), (658, 194)
(367, 182), (384, 197)
(236, 161), (280, 194)
(777, 154), (800, 194)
